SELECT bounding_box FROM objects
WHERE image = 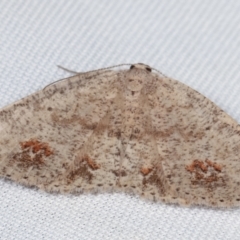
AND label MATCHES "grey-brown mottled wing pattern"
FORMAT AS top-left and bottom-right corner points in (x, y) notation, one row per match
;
(1, 63), (240, 208)
(150, 75), (240, 207)
(0, 69), (122, 193)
